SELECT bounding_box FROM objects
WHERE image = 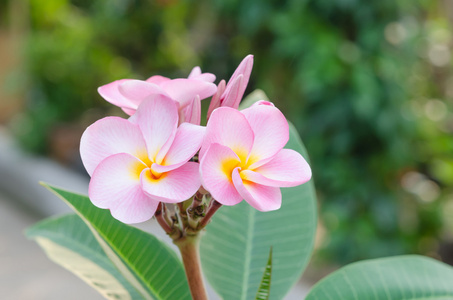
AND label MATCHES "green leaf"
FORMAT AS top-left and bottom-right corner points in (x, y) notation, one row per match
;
(200, 114), (317, 299)
(239, 89), (270, 108)
(39, 183), (191, 300)
(27, 214), (143, 300)
(305, 255), (453, 300)
(255, 247), (273, 300)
